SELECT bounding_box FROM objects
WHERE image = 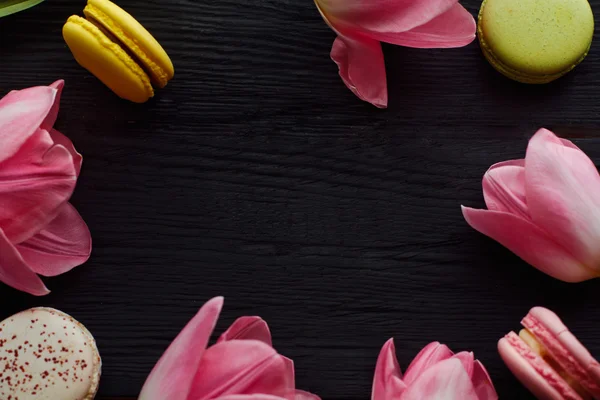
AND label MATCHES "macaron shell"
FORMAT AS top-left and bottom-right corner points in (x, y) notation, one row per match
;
(83, 0), (174, 88)
(0, 307), (101, 400)
(499, 333), (583, 400)
(478, 31), (566, 84)
(524, 307), (600, 398)
(478, 0), (594, 83)
(63, 16), (154, 103)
